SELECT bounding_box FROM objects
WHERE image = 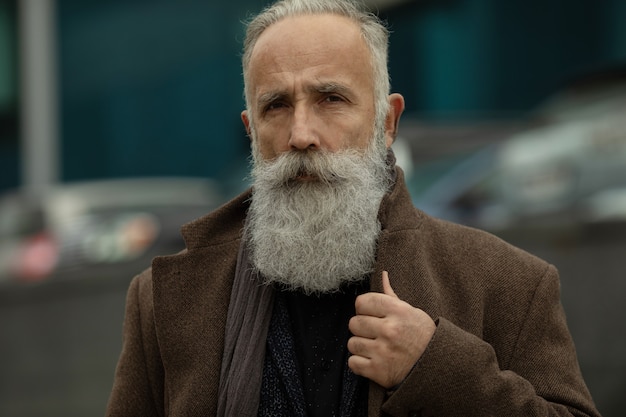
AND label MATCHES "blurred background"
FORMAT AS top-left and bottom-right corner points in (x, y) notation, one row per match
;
(0, 0), (625, 415)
